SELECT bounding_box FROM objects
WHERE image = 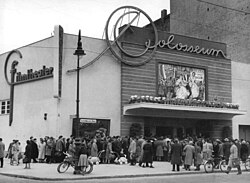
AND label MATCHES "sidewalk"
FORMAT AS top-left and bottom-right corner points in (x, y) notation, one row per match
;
(0, 158), (229, 181)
